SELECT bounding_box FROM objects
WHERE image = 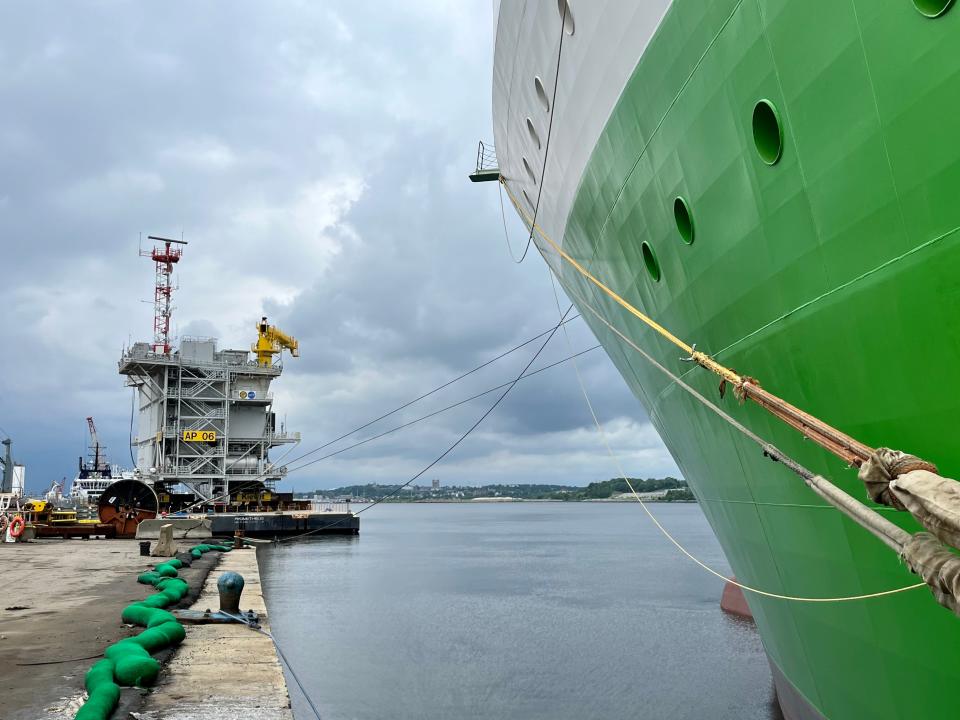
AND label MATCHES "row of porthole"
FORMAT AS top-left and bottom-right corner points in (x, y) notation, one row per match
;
(642, 0), (953, 283)
(519, 1), (576, 205)
(640, 98), (782, 283)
